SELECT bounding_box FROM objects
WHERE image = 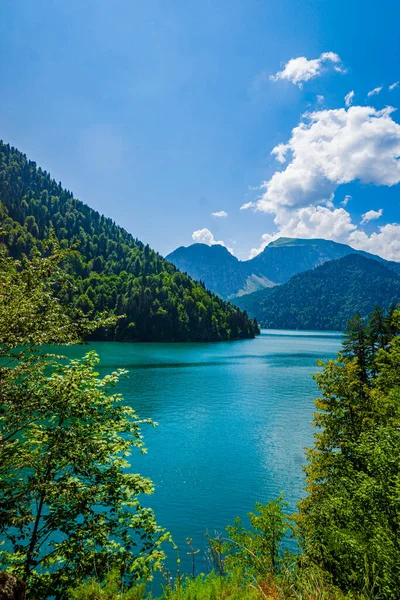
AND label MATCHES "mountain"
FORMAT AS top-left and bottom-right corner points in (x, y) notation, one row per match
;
(167, 243), (275, 299)
(234, 254), (400, 331)
(0, 141), (259, 342)
(248, 237), (378, 283)
(168, 237), (400, 299)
